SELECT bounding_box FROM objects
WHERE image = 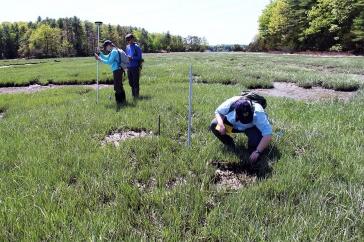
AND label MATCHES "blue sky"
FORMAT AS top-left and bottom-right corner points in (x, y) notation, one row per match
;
(0, 0), (270, 45)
